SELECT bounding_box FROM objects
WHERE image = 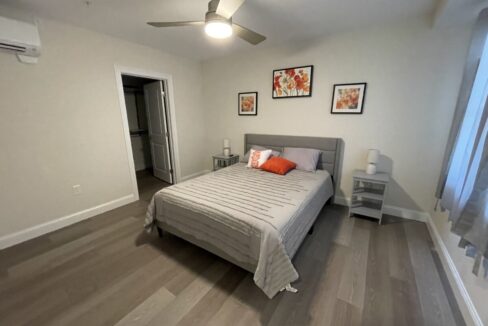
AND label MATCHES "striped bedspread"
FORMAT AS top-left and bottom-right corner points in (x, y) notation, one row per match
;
(145, 163), (333, 298)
